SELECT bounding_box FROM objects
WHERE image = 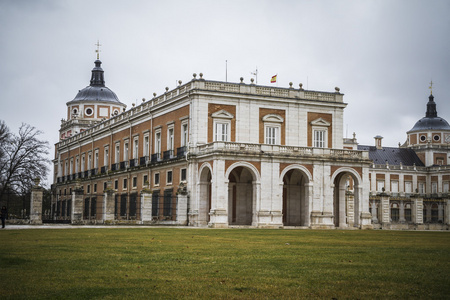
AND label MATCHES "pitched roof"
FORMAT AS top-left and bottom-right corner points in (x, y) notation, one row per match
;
(357, 145), (424, 166)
